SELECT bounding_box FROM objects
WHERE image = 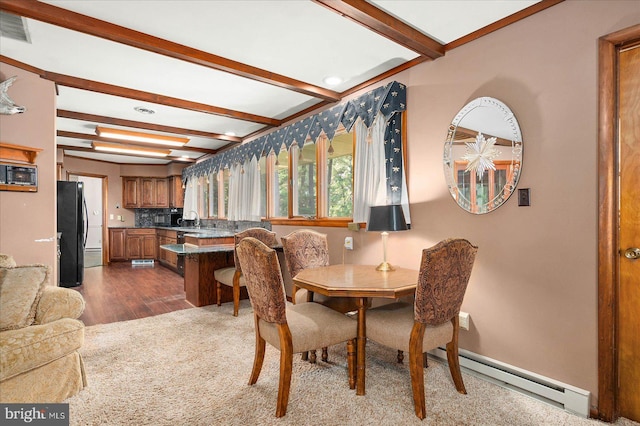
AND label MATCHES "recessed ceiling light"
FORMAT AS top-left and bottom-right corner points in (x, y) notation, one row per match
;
(323, 76), (343, 86)
(225, 131), (236, 137)
(134, 106), (155, 114)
